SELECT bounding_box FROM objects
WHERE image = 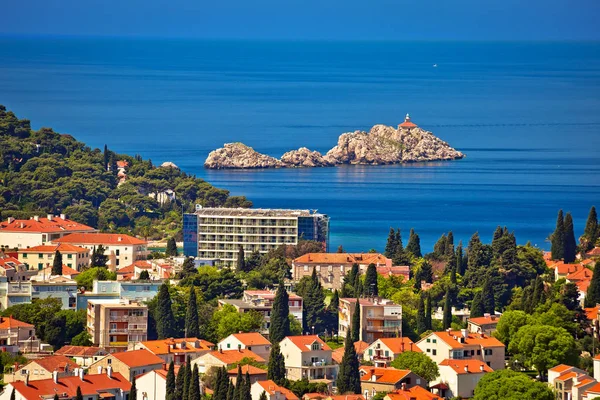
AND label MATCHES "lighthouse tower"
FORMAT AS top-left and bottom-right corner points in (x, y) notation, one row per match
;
(398, 113), (417, 133)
